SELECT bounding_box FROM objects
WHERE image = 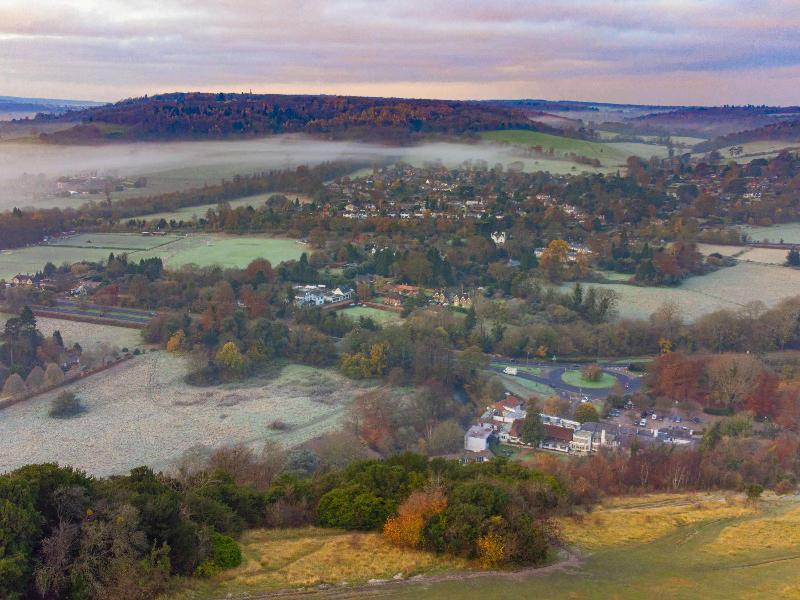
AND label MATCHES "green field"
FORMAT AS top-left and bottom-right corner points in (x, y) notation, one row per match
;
(45, 232), (183, 251)
(0, 233), (307, 279)
(339, 305), (403, 325)
(480, 130), (669, 167)
(146, 235), (306, 269)
(561, 369), (617, 389)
